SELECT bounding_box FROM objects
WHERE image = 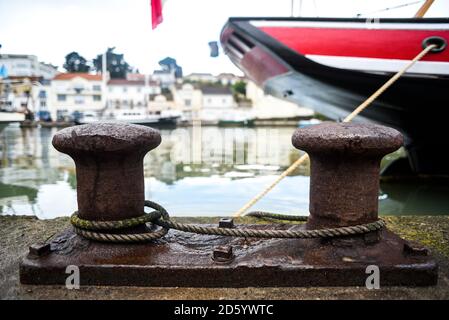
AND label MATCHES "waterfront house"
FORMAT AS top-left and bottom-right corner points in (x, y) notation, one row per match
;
(31, 79), (52, 121)
(151, 70), (175, 89)
(106, 76), (161, 110)
(184, 73), (217, 83)
(148, 94), (179, 116)
(0, 54), (58, 116)
(0, 54), (58, 80)
(245, 80), (314, 123)
(216, 73), (242, 86)
(200, 86), (236, 123)
(172, 83), (202, 121)
(50, 73), (104, 121)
